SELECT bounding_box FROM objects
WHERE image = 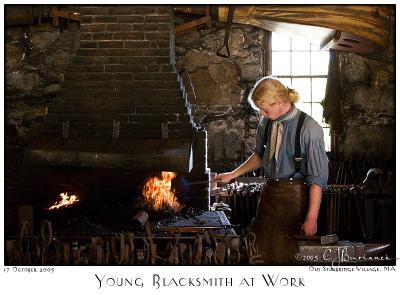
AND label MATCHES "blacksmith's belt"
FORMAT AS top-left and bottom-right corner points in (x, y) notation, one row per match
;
(265, 178), (306, 185)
